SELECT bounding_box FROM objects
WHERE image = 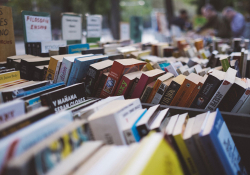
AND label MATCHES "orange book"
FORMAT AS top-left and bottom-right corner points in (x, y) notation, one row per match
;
(146, 73), (174, 103)
(183, 75), (208, 107)
(170, 73), (203, 107)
